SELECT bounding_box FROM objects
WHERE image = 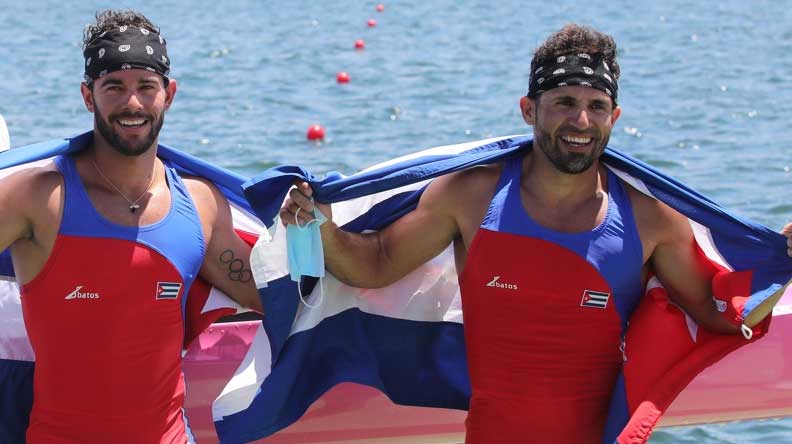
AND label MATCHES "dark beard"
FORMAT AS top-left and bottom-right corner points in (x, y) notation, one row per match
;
(534, 128), (609, 174)
(93, 103), (164, 157)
